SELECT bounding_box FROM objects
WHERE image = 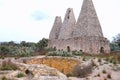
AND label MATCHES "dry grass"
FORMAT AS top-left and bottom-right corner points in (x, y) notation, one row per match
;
(0, 60), (18, 70)
(72, 63), (93, 78)
(80, 52), (120, 64)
